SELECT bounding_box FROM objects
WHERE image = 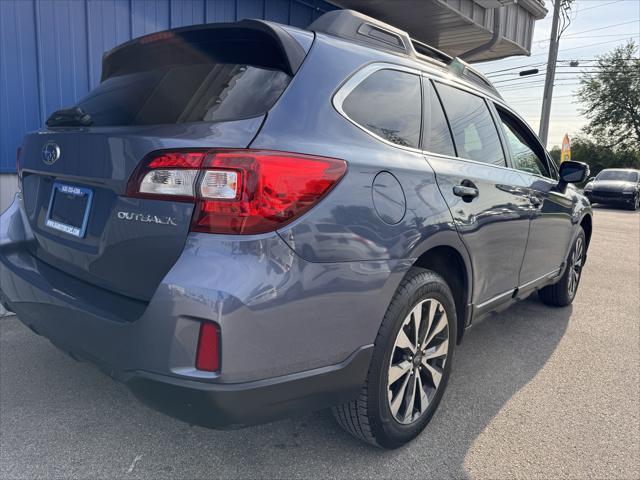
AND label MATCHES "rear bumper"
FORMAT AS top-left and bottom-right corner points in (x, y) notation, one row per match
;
(2, 290), (372, 428)
(125, 346), (372, 428)
(1, 194), (405, 427)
